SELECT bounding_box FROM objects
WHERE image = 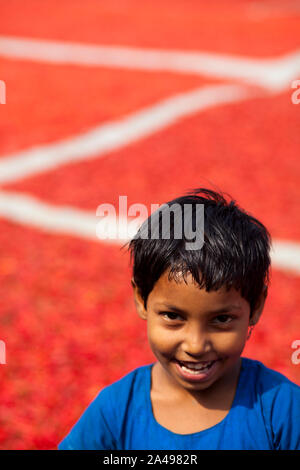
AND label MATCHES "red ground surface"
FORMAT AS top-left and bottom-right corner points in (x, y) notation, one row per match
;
(0, 0), (299, 450)
(1, 0), (300, 56)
